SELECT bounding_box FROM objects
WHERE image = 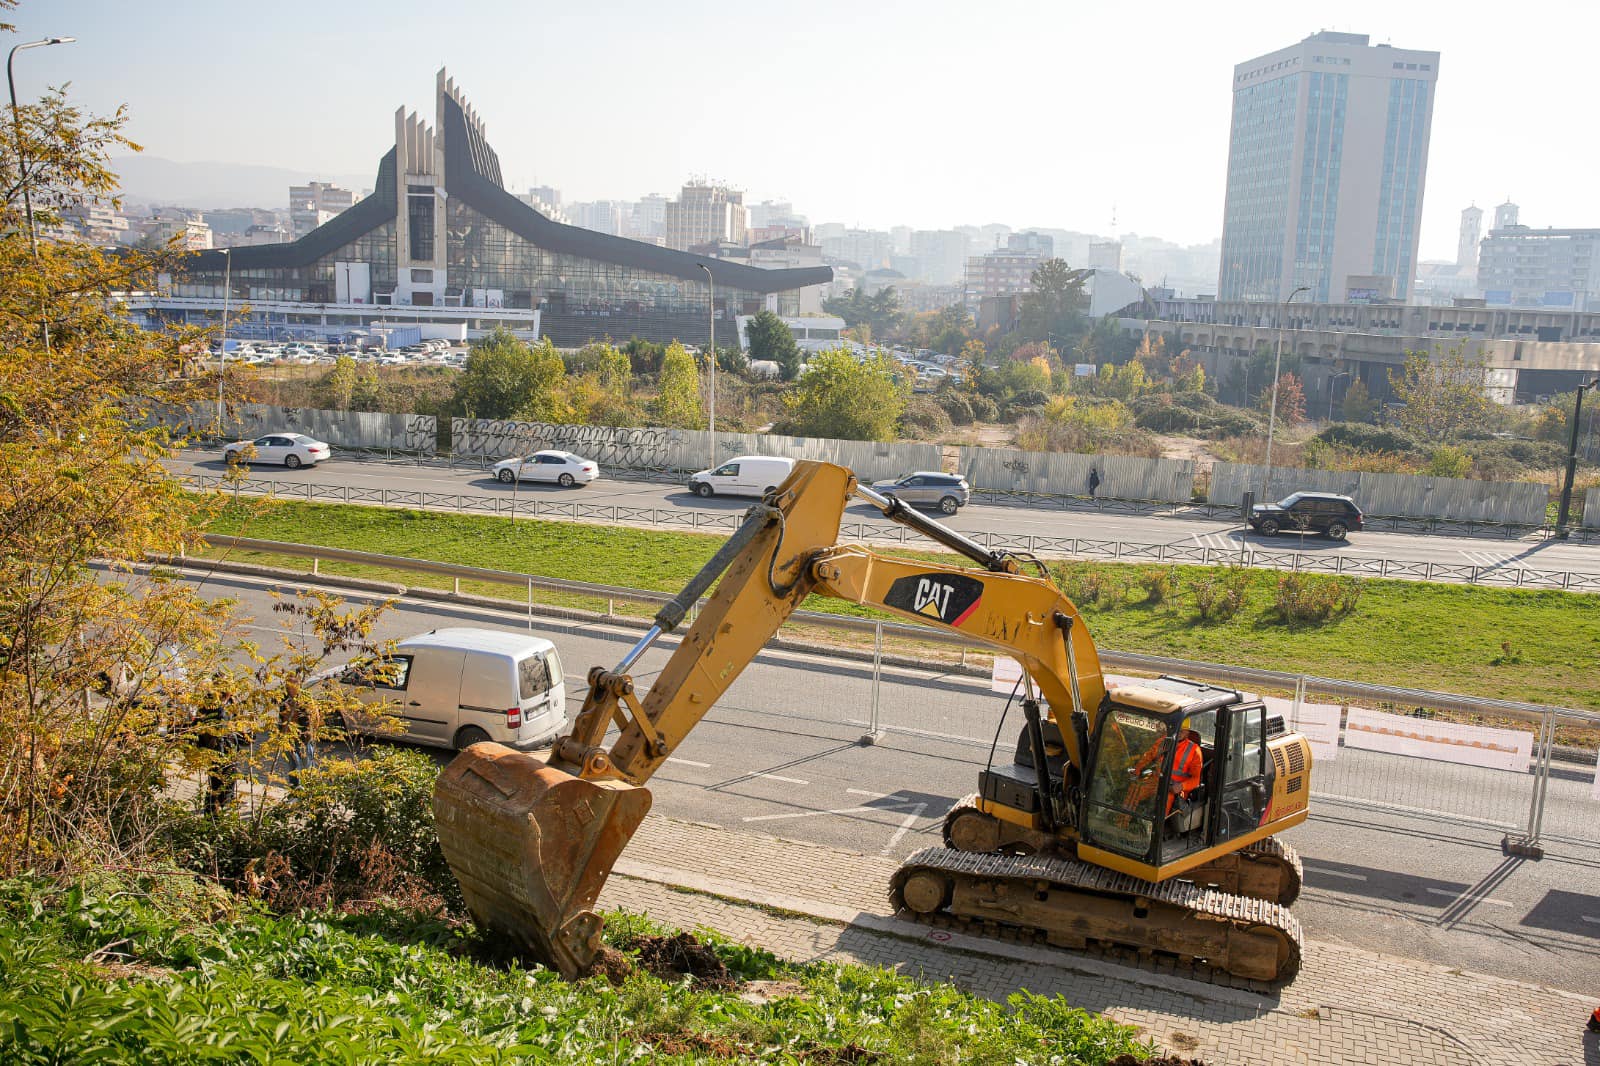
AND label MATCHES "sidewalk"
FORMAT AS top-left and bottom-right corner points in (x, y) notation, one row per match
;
(598, 816), (1592, 1066)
